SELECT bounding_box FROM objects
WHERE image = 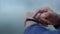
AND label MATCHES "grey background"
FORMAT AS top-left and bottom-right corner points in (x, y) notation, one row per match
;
(0, 0), (60, 34)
